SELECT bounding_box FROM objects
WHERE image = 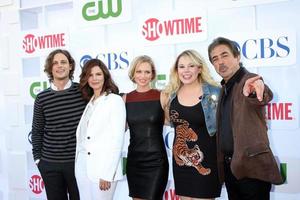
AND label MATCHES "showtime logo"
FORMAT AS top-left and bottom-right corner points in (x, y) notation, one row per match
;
(22, 33), (66, 54)
(164, 188), (179, 200)
(29, 175), (45, 194)
(266, 102), (293, 120)
(142, 17), (203, 41)
(266, 101), (298, 129)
